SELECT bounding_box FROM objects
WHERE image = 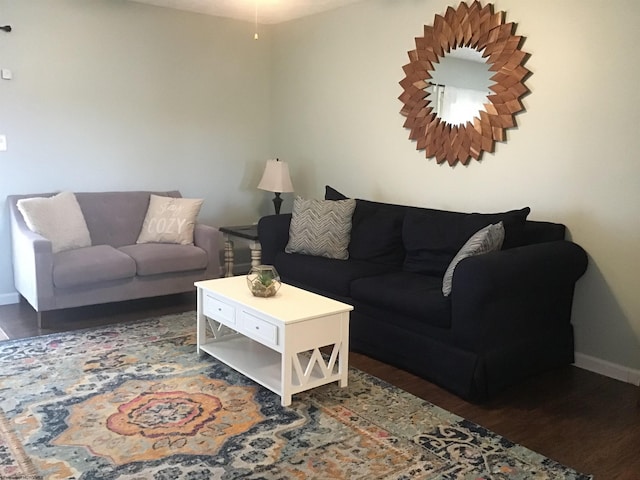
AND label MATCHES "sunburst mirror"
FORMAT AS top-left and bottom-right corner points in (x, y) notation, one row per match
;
(399, 1), (530, 166)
